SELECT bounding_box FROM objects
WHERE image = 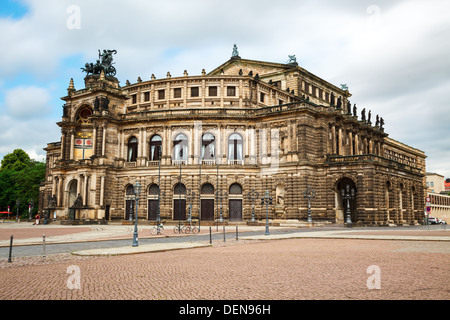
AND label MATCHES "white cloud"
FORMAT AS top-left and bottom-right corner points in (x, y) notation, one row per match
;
(0, 114), (60, 161)
(4, 86), (52, 118)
